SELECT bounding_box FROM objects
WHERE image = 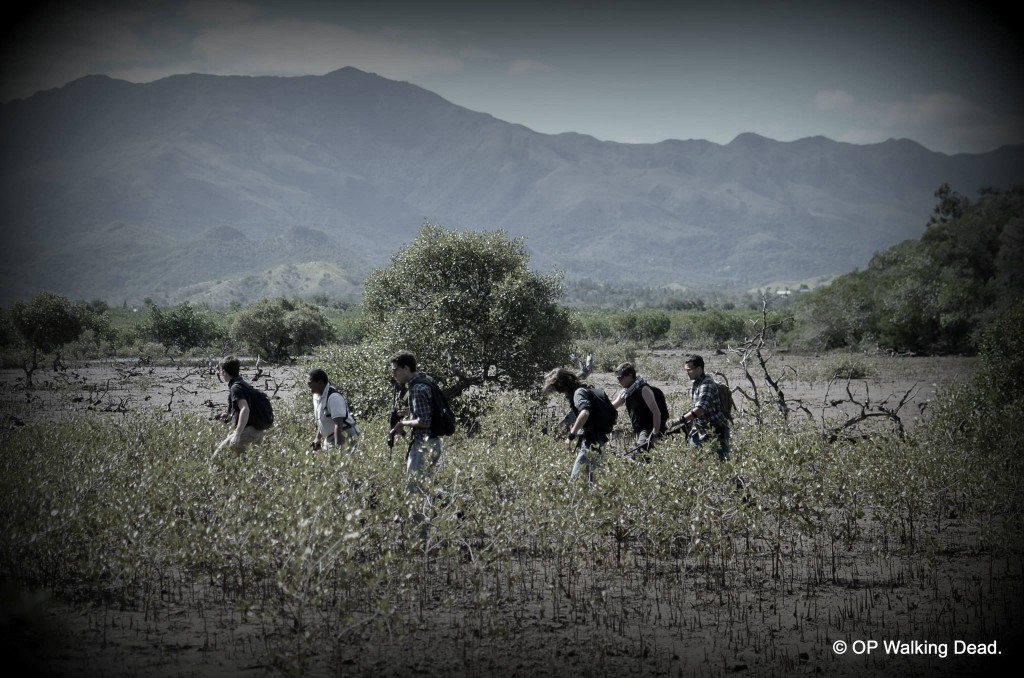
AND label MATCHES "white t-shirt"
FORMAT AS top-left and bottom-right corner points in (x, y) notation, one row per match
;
(313, 386), (350, 438)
